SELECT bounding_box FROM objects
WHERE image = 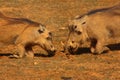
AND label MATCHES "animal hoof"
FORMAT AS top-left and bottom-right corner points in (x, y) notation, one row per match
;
(9, 54), (20, 59)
